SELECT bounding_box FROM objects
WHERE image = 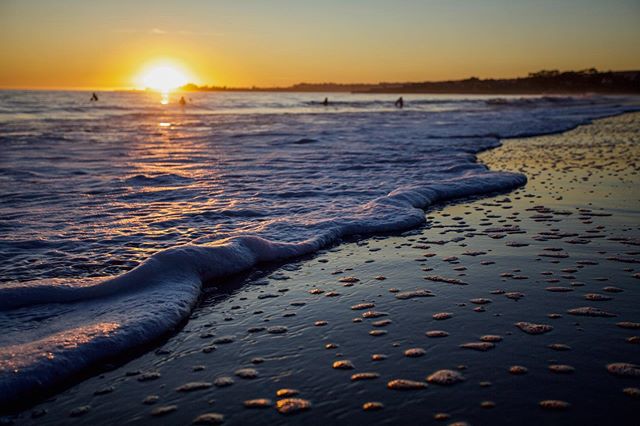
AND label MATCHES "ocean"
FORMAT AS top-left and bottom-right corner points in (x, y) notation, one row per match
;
(0, 90), (638, 405)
